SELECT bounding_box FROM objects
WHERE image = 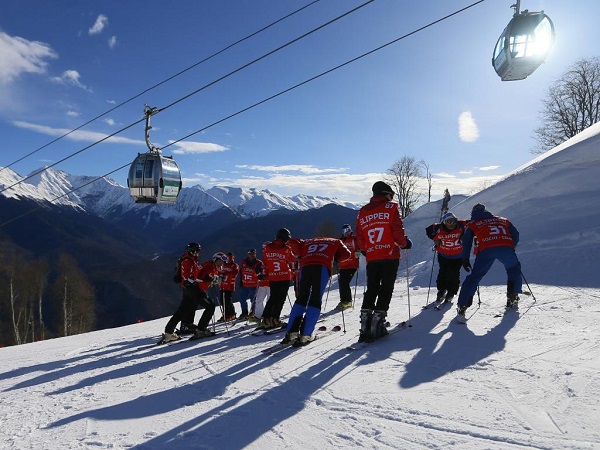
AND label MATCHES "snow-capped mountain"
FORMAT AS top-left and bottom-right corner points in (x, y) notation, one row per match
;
(0, 167), (358, 222)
